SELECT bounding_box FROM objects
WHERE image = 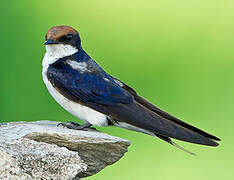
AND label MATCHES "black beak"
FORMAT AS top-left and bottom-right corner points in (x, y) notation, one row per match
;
(44, 39), (58, 45)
